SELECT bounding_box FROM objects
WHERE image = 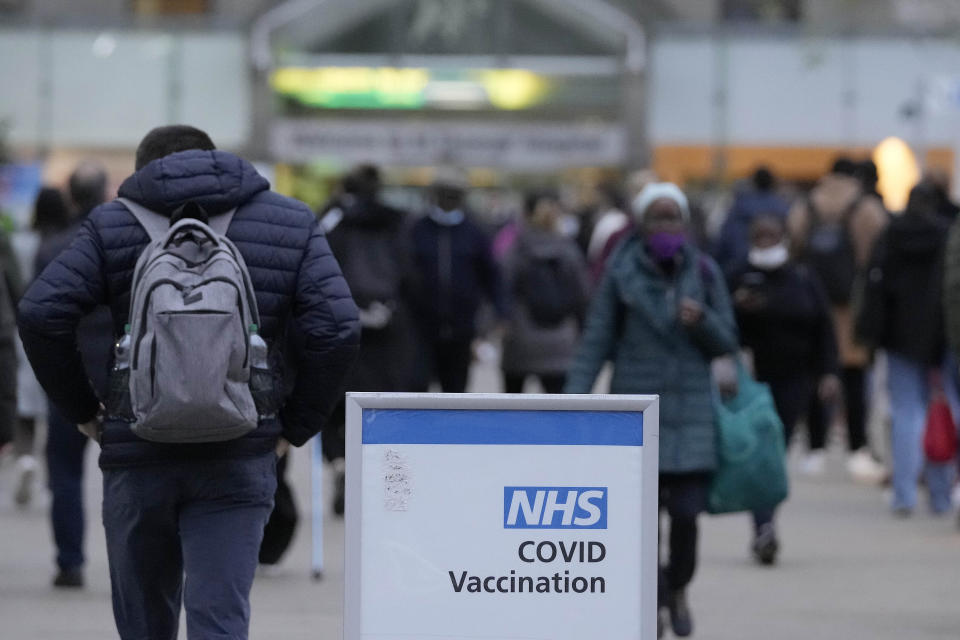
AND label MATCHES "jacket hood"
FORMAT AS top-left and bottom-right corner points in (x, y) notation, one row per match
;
(118, 149), (270, 216)
(886, 213), (948, 259)
(729, 190), (790, 222)
(810, 173), (862, 219)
